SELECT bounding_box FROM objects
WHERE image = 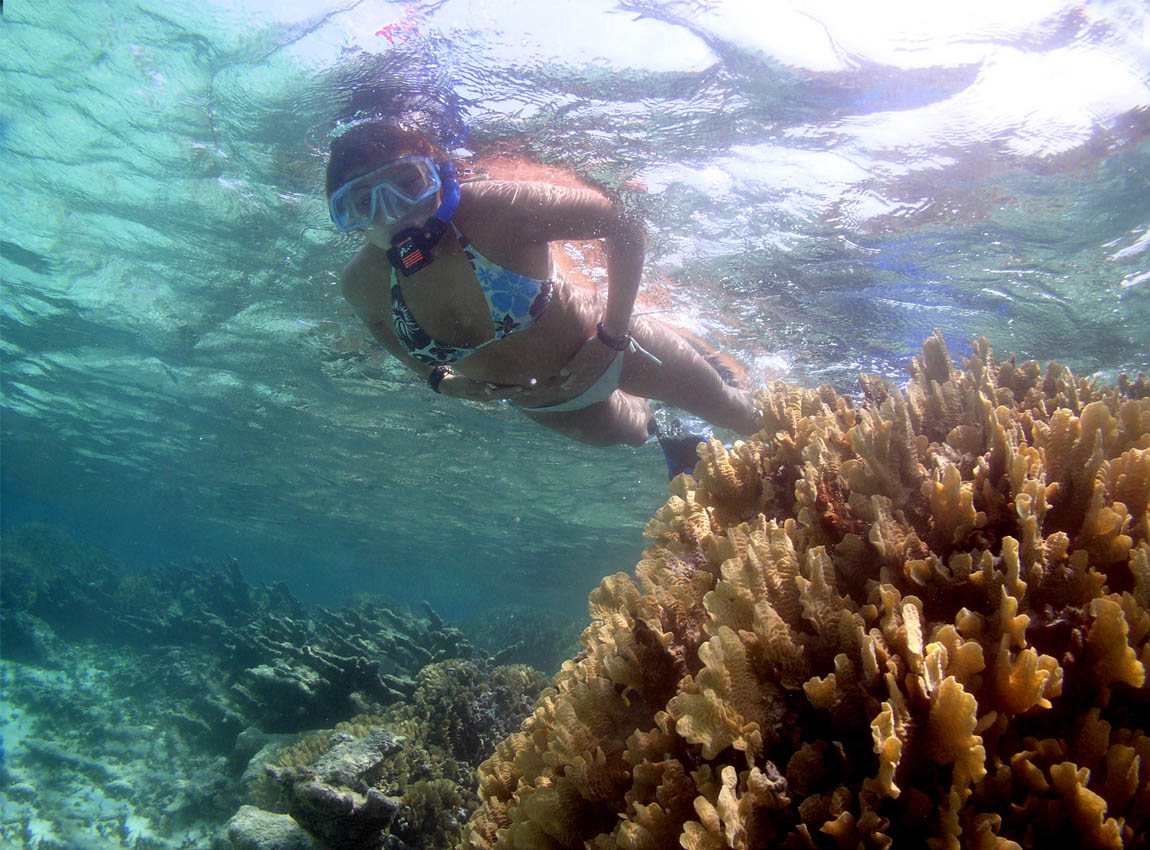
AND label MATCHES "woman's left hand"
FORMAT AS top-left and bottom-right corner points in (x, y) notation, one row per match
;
(556, 336), (619, 396)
